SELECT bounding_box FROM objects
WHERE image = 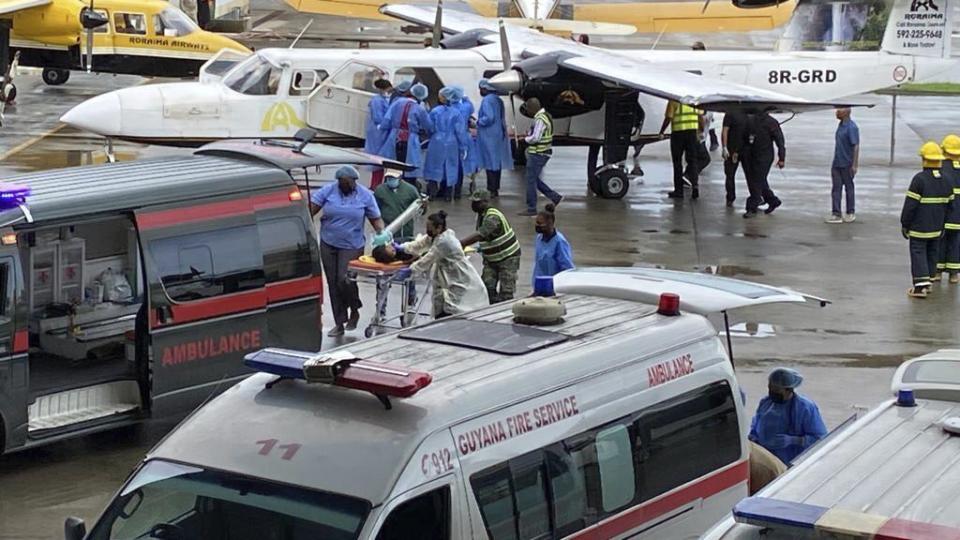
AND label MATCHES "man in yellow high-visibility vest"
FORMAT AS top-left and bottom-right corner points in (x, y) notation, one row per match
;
(660, 101), (705, 200)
